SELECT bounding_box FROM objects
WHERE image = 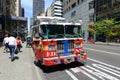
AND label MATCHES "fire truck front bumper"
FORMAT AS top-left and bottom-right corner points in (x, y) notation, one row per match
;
(43, 54), (87, 66)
